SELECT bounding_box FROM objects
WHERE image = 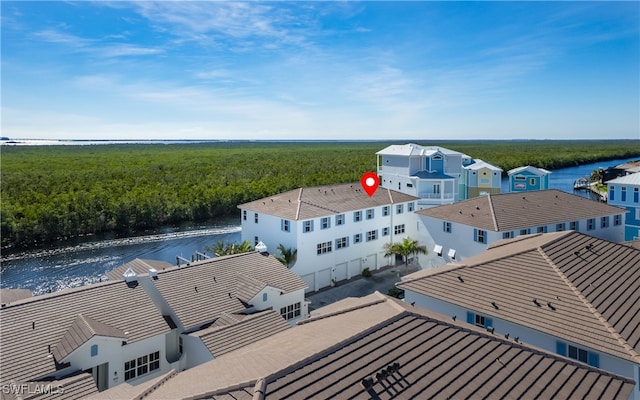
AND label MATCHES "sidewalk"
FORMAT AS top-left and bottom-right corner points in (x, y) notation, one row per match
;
(306, 263), (420, 312)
